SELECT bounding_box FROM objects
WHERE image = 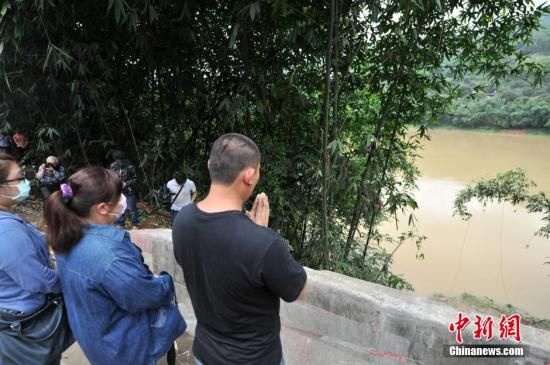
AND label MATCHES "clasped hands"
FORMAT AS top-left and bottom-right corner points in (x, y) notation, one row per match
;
(246, 192), (270, 227)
